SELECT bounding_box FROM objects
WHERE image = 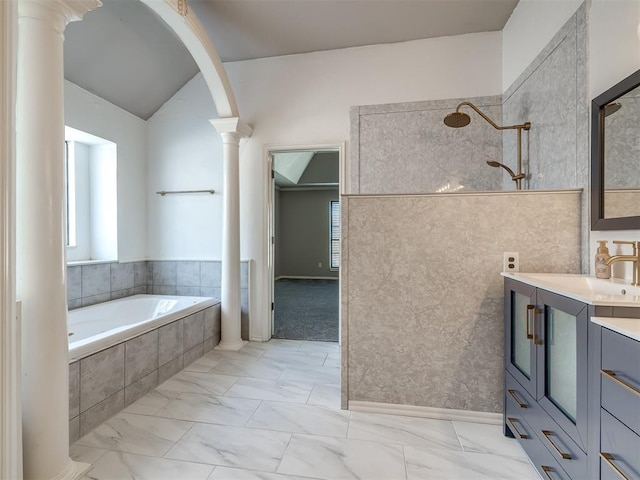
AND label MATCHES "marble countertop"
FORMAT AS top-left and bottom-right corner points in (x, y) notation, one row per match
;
(591, 316), (640, 342)
(502, 272), (640, 307)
